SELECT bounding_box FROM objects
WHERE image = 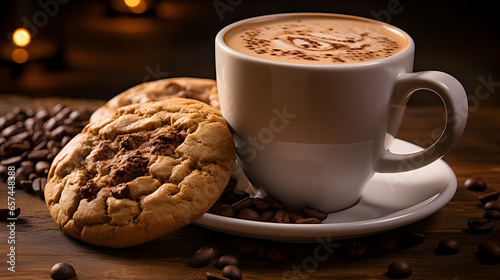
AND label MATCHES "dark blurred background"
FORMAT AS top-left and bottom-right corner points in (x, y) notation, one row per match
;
(0, 0), (499, 106)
